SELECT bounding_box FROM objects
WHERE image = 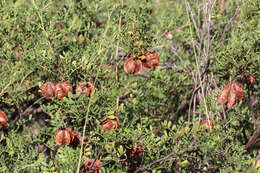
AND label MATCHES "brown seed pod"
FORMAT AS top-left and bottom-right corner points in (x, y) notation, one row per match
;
(55, 81), (73, 99)
(65, 128), (82, 149)
(247, 76), (256, 84)
(200, 120), (214, 131)
(153, 128), (159, 135)
(55, 129), (71, 145)
(80, 159), (102, 173)
(233, 82), (244, 101)
(227, 85), (237, 107)
(124, 57), (142, 75)
(75, 82), (94, 97)
(218, 81), (244, 108)
(41, 81), (57, 98)
(100, 118), (113, 131)
(0, 111), (8, 126)
(124, 146), (143, 172)
(141, 52), (160, 69)
(128, 146), (143, 158)
(82, 39), (87, 45)
(218, 81), (231, 105)
(100, 117), (120, 131)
